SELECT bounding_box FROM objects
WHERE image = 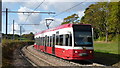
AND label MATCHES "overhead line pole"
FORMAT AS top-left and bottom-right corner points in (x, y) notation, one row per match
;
(6, 8), (8, 38)
(20, 26), (22, 40)
(13, 20), (14, 40)
(0, 0), (2, 67)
